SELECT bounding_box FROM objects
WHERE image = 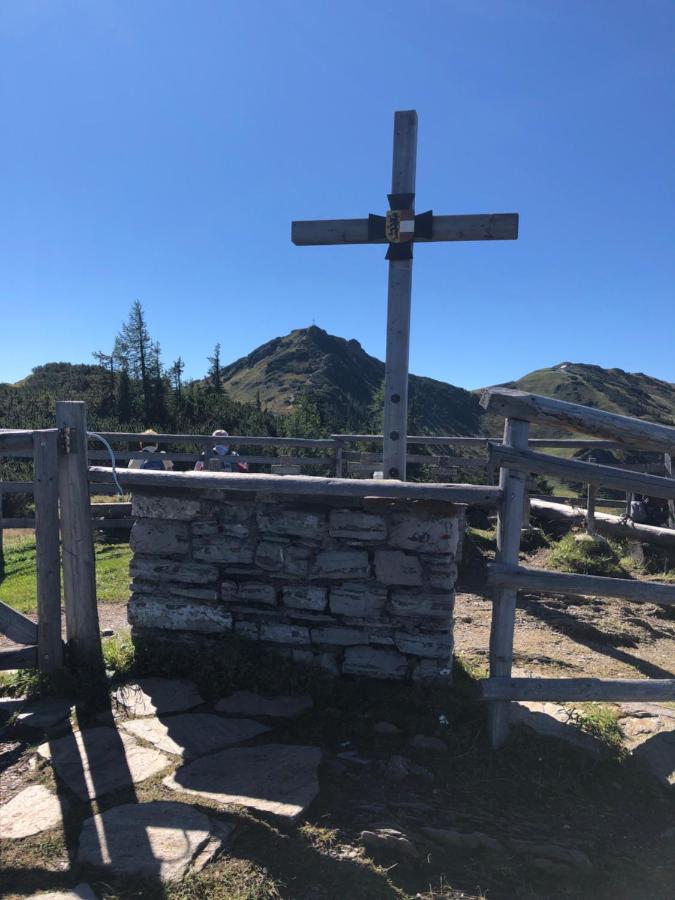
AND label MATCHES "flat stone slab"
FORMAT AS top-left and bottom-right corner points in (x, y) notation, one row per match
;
(121, 713), (270, 758)
(511, 702), (603, 756)
(214, 691), (312, 718)
(27, 885), (97, 900)
(0, 784), (65, 839)
(16, 697), (73, 730)
(38, 727), (170, 800)
(111, 678), (203, 717)
(77, 800), (231, 881)
(164, 743), (321, 819)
